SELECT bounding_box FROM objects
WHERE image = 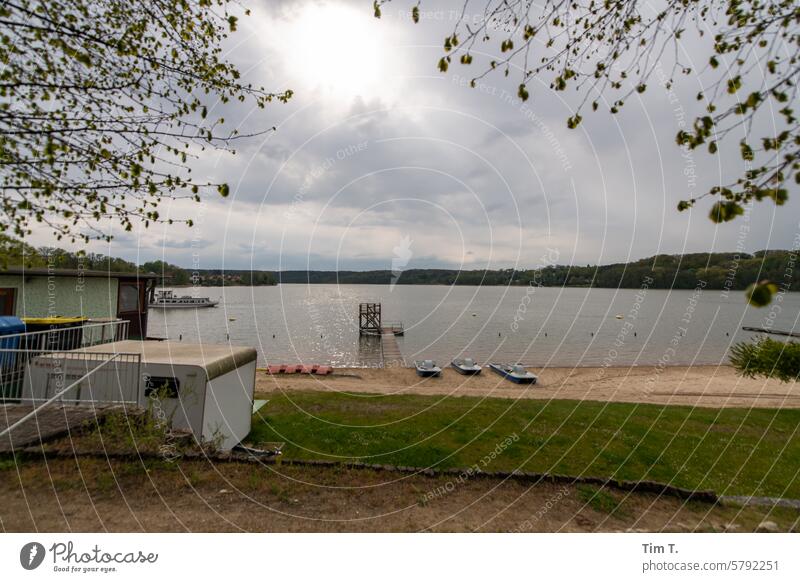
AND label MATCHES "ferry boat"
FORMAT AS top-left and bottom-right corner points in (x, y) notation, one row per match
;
(149, 289), (219, 309)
